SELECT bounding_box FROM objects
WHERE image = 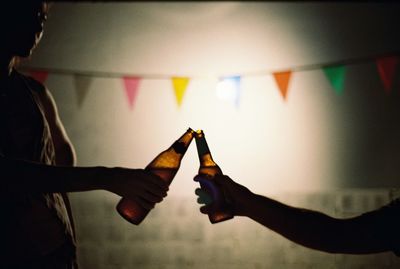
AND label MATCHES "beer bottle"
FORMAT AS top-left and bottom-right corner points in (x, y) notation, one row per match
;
(194, 130), (233, 223)
(117, 128), (195, 225)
